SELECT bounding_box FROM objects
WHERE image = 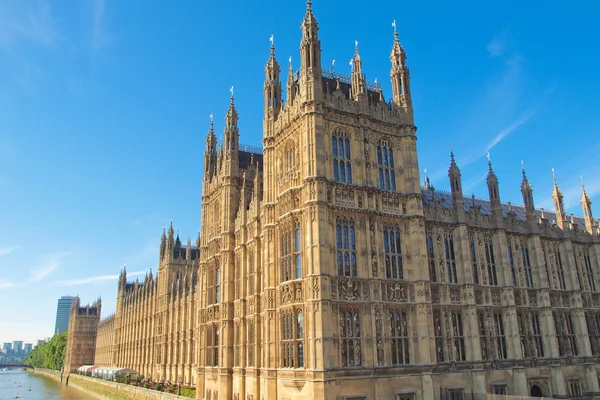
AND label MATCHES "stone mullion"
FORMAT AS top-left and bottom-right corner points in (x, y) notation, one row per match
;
(540, 308), (559, 358)
(495, 231), (511, 287)
(504, 306), (520, 359)
(589, 243), (600, 291)
(563, 240), (580, 291)
(530, 235), (549, 288)
(465, 305), (481, 361)
(455, 225), (472, 284)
